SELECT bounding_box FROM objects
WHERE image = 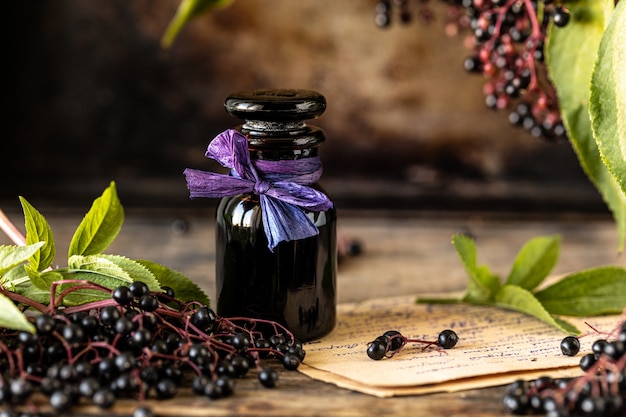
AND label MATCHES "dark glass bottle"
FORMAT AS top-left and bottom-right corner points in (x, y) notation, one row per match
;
(215, 89), (337, 341)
